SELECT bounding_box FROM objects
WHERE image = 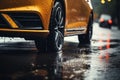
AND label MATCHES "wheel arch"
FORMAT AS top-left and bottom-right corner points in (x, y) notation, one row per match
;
(90, 10), (94, 21)
(87, 10), (94, 29)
